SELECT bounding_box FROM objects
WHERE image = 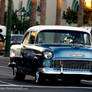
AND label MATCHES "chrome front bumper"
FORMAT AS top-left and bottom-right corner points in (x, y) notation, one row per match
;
(39, 67), (92, 75)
